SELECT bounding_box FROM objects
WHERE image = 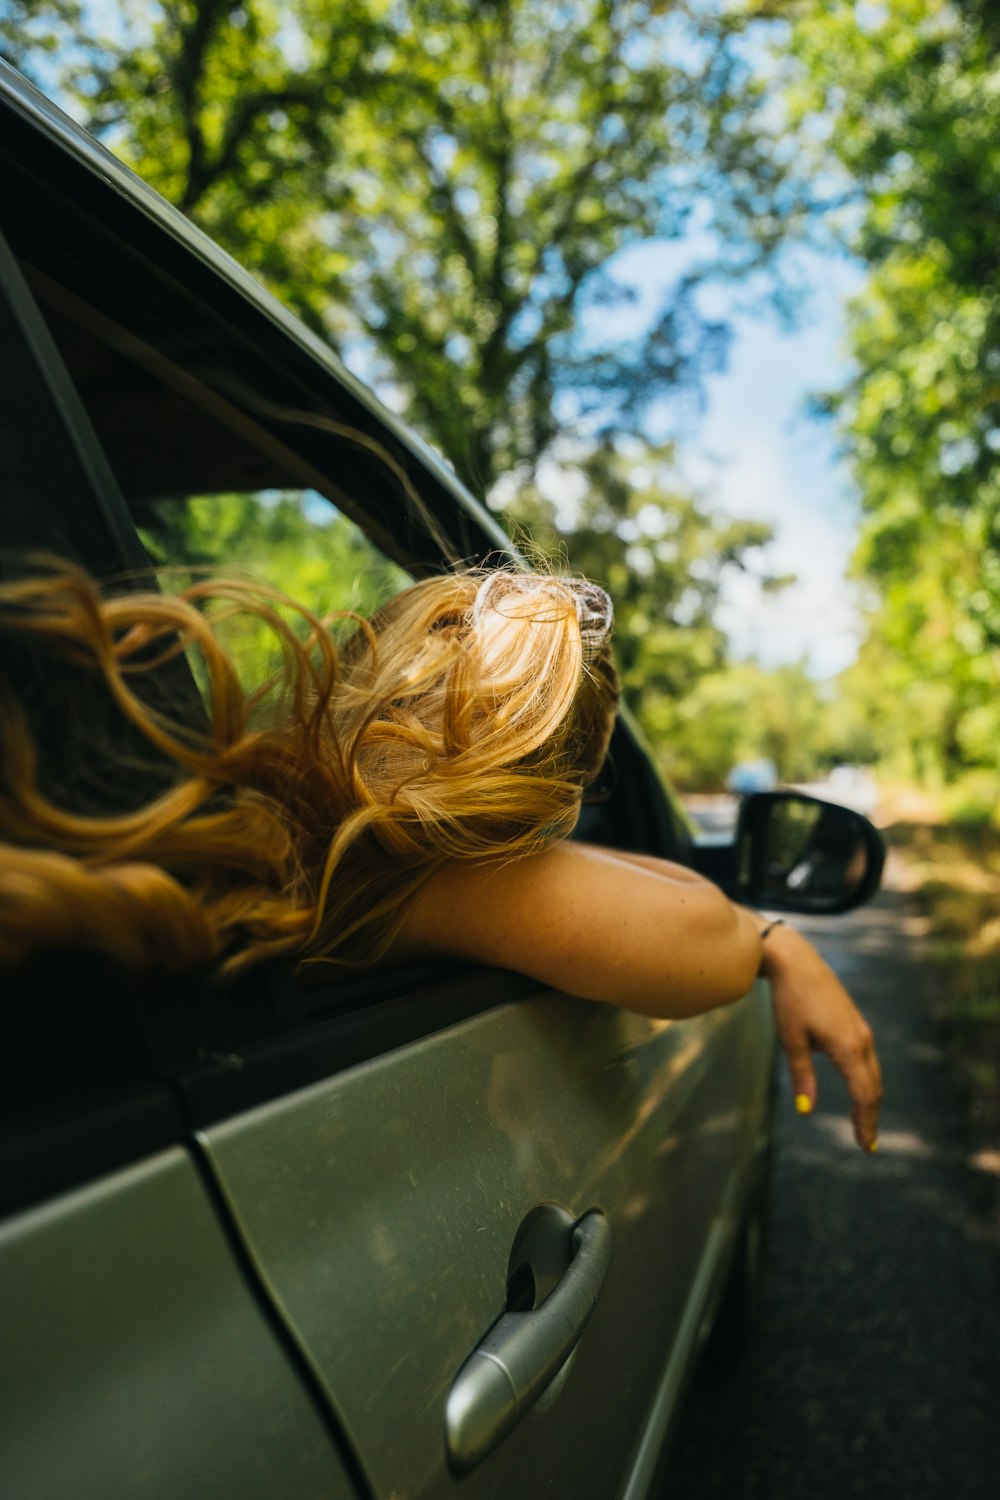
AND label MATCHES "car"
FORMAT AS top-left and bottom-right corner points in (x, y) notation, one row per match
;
(726, 759), (779, 797)
(0, 61), (885, 1500)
